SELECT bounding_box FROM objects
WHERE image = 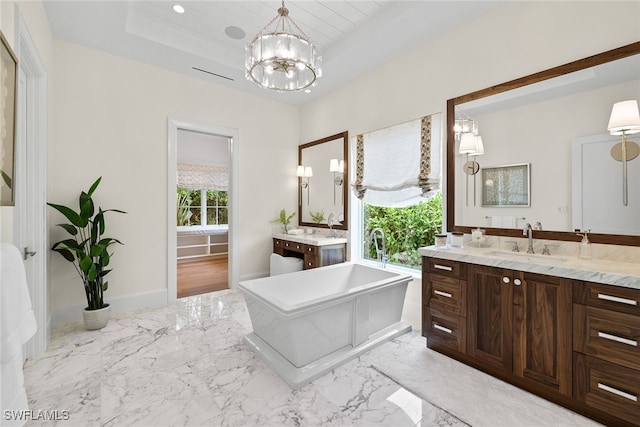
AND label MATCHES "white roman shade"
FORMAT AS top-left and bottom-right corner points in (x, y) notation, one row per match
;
(352, 114), (441, 207)
(177, 163), (229, 191)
